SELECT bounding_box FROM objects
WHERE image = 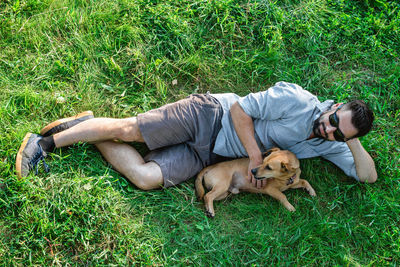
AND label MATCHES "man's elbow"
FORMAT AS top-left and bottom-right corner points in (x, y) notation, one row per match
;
(230, 102), (241, 114)
(359, 172), (378, 183)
